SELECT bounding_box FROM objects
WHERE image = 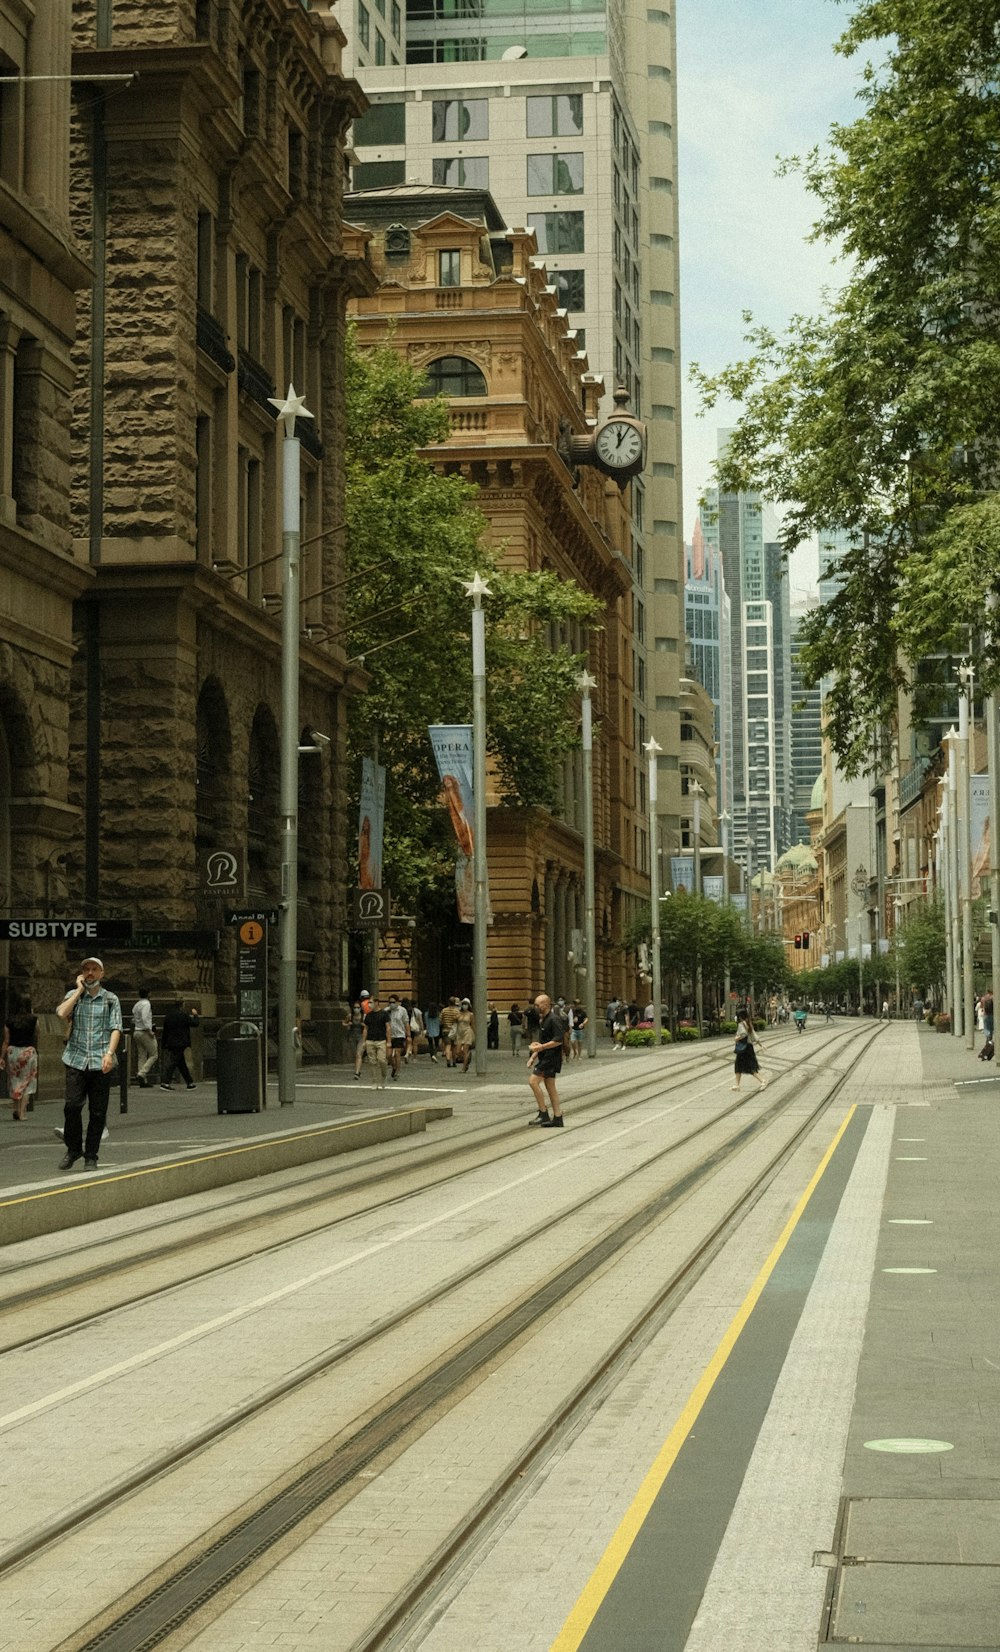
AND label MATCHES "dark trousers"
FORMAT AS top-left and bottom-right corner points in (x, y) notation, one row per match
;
(161, 1047), (193, 1086)
(64, 1065), (112, 1159)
